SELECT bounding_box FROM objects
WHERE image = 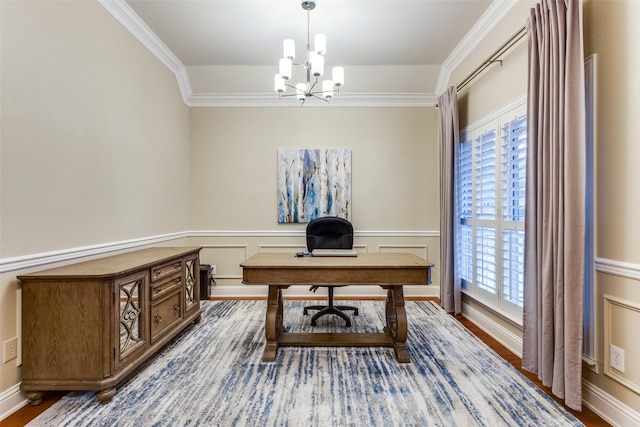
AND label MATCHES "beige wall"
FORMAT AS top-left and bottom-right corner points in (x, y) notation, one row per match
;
(0, 0), (190, 397)
(455, 0), (640, 419)
(583, 0), (640, 416)
(0, 0), (440, 408)
(189, 107), (441, 296)
(189, 107), (438, 231)
(454, 1), (536, 128)
(3, 0), (638, 422)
